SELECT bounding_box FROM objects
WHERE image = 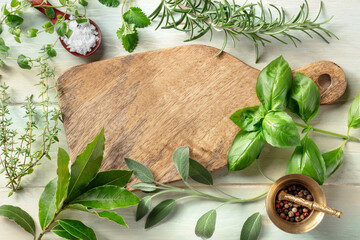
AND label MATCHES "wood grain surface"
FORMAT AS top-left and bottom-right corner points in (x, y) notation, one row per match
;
(57, 44), (346, 186)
